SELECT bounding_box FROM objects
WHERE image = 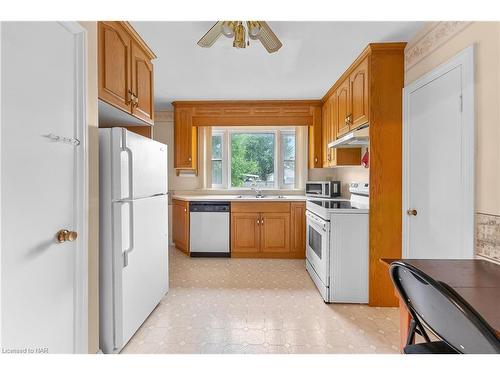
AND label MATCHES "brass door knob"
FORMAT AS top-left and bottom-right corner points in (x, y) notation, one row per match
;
(407, 209), (417, 216)
(56, 229), (78, 243)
